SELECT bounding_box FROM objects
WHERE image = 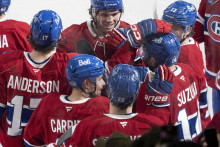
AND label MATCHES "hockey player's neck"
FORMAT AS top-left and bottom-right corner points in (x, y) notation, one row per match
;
(68, 88), (90, 102)
(29, 50), (55, 63)
(109, 103), (133, 115)
(0, 13), (5, 19)
(92, 22), (107, 36)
